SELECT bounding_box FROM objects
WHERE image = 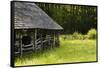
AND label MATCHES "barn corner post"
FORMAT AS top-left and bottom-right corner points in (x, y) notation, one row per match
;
(40, 31), (43, 51)
(32, 30), (35, 51)
(54, 31), (60, 47)
(19, 30), (23, 57)
(53, 31), (56, 47)
(48, 31), (51, 48)
(34, 29), (37, 52)
(57, 32), (60, 47)
(54, 30), (60, 47)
